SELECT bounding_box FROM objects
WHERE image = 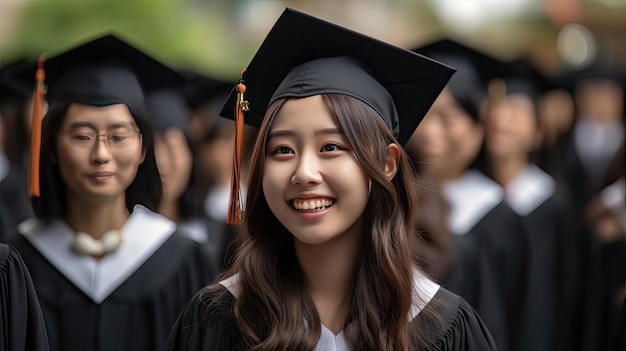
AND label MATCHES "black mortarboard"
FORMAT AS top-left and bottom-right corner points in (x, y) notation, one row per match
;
(179, 70), (234, 111)
(7, 33), (185, 117)
(413, 39), (491, 120)
(414, 39), (507, 85)
(417, 39), (538, 102)
(219, 8), (455, 146)
(552, 61), (626, 96)
(507, 58), (555, 95)
(145, 89), (189, 133)
(0, 60), (29, 107)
